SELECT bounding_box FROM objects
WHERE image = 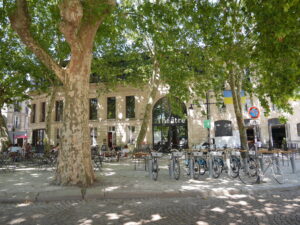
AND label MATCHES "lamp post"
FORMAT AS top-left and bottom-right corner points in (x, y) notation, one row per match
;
(12, 126), (15, 145)
(189, 91), (225, 178)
